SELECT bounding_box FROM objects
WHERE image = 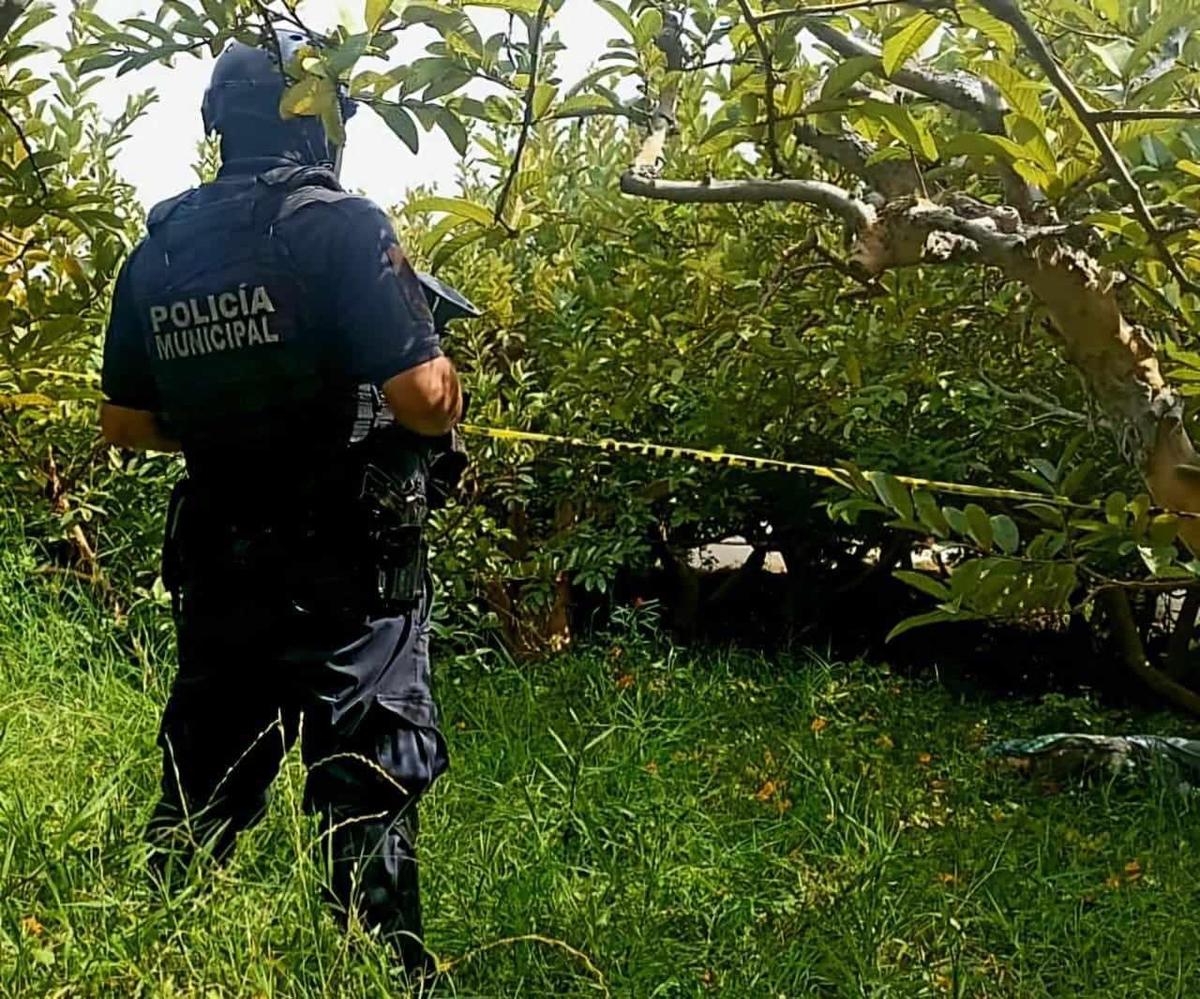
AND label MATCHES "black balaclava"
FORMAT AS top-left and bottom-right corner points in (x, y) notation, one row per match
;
(201, 28), (357, 174)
